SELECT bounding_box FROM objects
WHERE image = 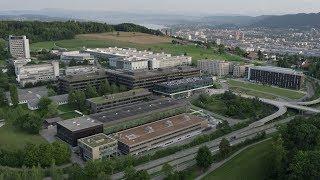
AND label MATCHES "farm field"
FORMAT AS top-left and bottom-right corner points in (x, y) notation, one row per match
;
(31, 32), (243, 62)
